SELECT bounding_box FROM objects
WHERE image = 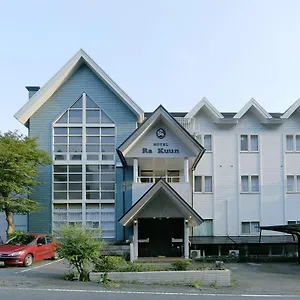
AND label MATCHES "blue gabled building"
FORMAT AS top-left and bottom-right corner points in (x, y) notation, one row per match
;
(15, 50), (145, 241)
(15, 50), (205, 259)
